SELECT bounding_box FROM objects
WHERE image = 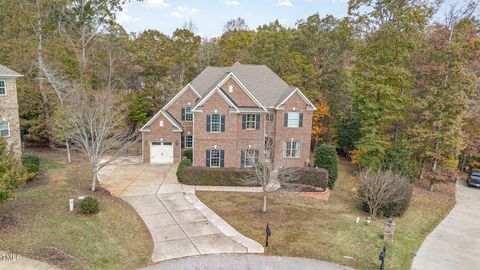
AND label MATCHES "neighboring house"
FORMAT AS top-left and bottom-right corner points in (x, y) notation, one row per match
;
(0, 64), (23, 158)
(140, 62), (316, 170)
